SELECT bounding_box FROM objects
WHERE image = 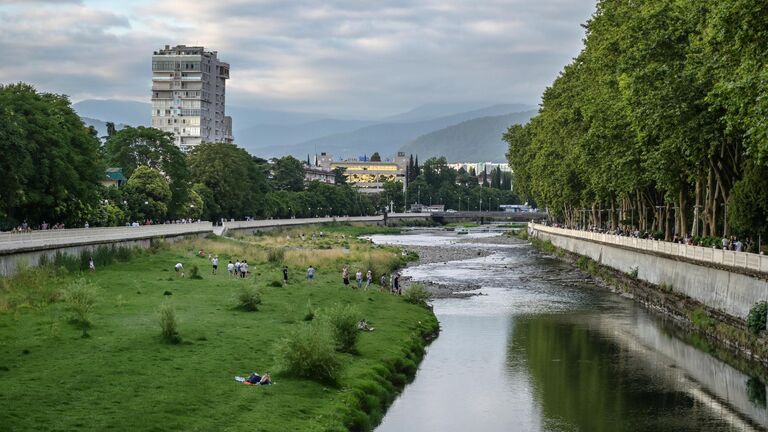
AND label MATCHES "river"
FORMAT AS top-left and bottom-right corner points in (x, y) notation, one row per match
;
(370, 231), (768, 432)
